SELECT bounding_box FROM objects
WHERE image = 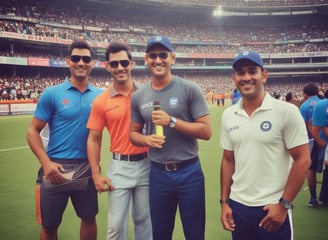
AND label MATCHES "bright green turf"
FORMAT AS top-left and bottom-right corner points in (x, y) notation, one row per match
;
(0, 106), (327, 239)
